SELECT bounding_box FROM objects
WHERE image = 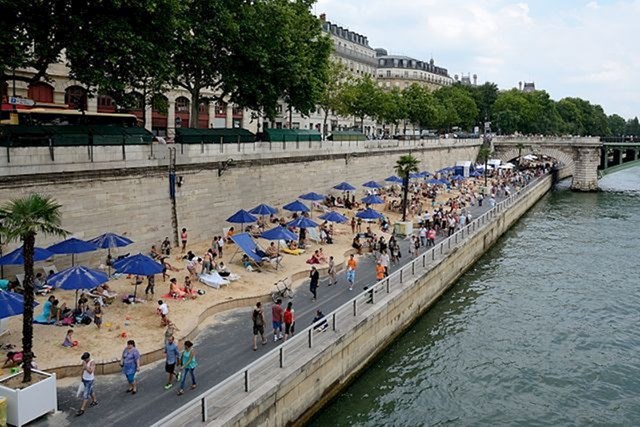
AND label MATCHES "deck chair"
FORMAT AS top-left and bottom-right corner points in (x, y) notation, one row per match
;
(307, 227), (321, 244)
(15, 273), (25, 285)
(230, 233), (282, 270)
